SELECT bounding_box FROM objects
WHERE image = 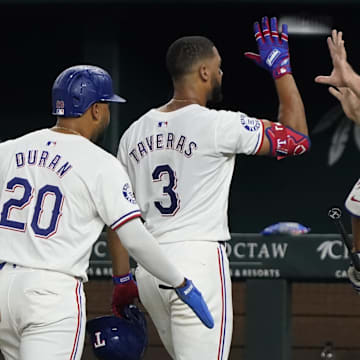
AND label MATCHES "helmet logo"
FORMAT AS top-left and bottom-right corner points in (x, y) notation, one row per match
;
(55, 100), (65, 115)
(87, 305), (147, 360)
(93, 331), (106, 349)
